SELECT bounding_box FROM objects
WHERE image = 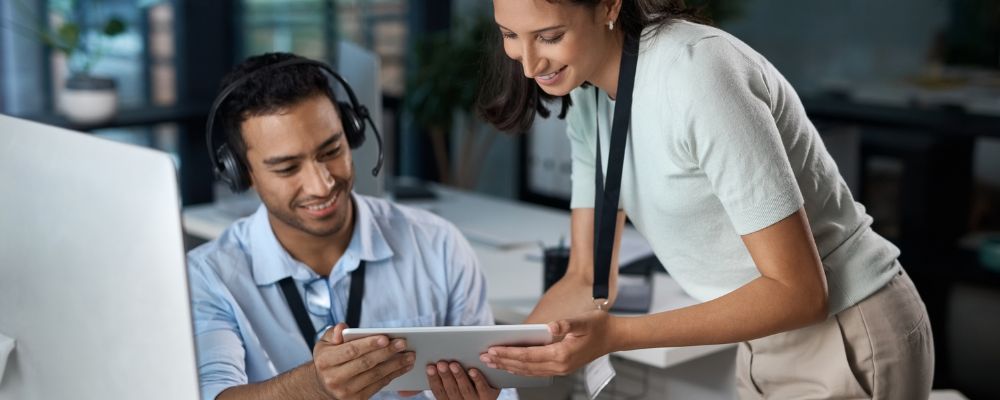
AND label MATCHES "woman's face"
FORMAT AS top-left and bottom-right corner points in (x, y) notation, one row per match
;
(493, 0), (616, 96)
